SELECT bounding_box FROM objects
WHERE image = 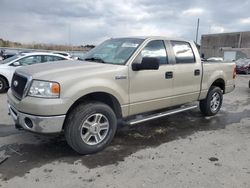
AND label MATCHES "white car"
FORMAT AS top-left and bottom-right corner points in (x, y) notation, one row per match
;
(0, 52), (72, 93)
